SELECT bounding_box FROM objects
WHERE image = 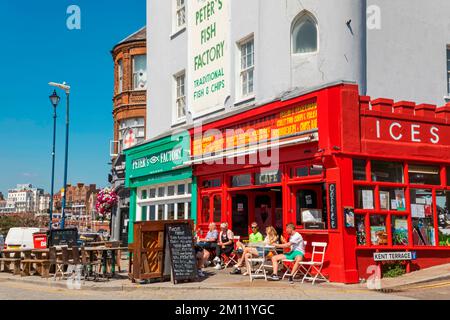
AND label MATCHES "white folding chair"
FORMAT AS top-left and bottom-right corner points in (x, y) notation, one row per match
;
(281, 241), (308, 281)
(298, 242), (328, 285)
(246, 256), (267, 282)
(224, 236), (241, 268)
